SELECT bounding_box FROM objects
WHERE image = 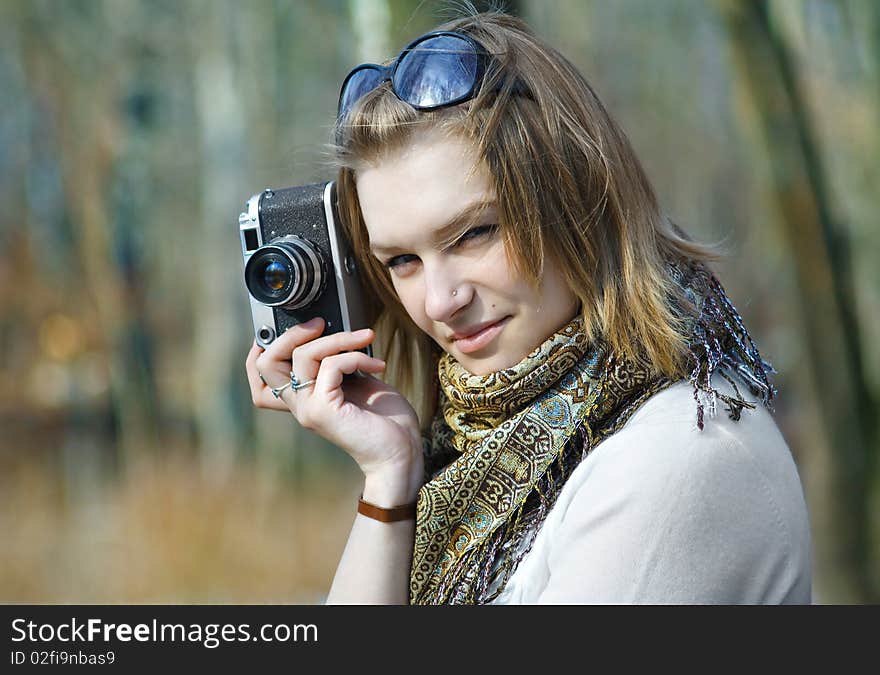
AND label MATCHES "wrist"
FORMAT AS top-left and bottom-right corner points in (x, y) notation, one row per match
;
(357, 494), (417, 522)
(362, 453), (423, 509)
